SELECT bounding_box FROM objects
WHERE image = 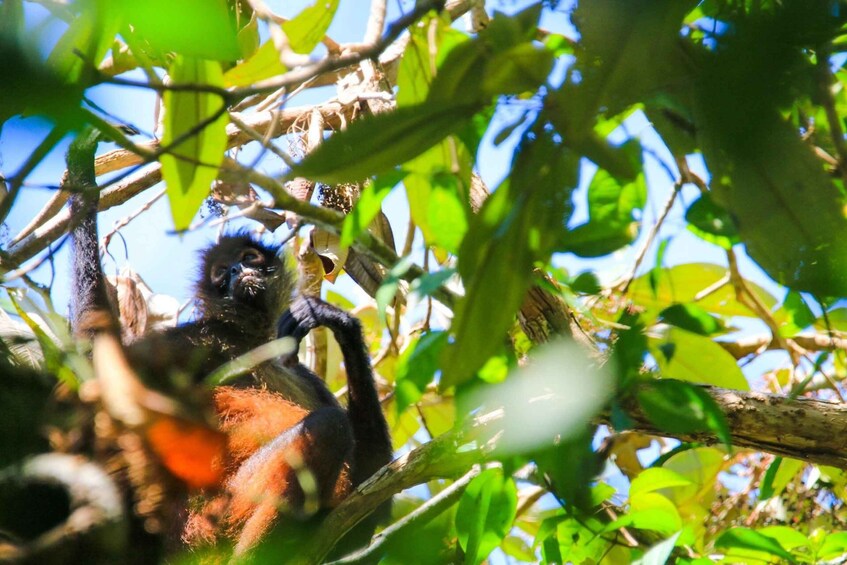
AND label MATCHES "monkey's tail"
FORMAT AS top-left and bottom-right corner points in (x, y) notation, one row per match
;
(67, 126), (116, 337)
